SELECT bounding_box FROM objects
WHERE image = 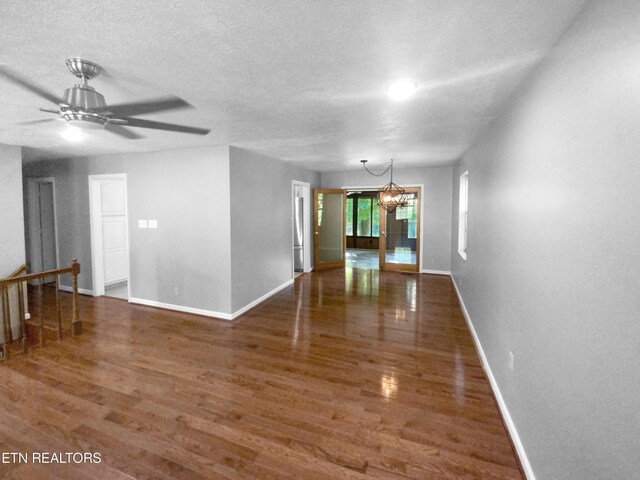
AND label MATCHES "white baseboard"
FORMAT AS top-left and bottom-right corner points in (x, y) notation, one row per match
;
(59, 285), (94, 296)
(129, 297), (233, 321)
(128, 278), (295, 322)
(421, 269), (452, 275)
(451, 276), (535, 480)
(231, 278), (294, 319)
